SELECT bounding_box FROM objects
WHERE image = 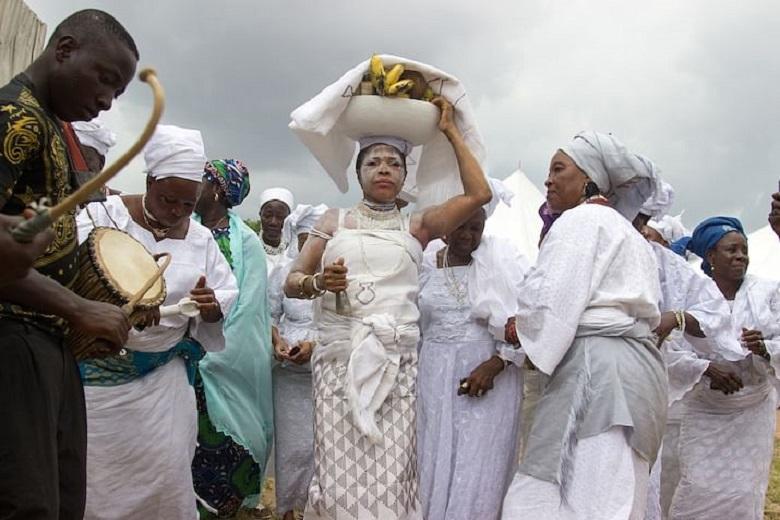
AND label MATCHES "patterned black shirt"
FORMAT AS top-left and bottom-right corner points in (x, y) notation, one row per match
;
(0, 74), (79, 333)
